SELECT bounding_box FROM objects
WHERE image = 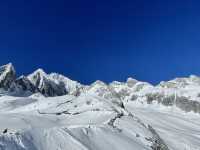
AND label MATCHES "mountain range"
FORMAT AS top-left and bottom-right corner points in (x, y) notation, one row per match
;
(0, 63), (200, 150)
